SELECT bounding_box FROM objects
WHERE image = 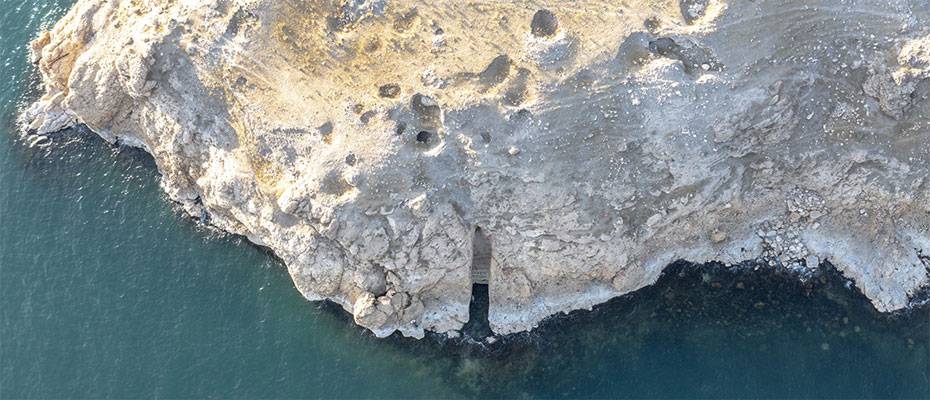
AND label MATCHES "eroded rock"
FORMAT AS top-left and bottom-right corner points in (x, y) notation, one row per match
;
(20, 0), (930, 338)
